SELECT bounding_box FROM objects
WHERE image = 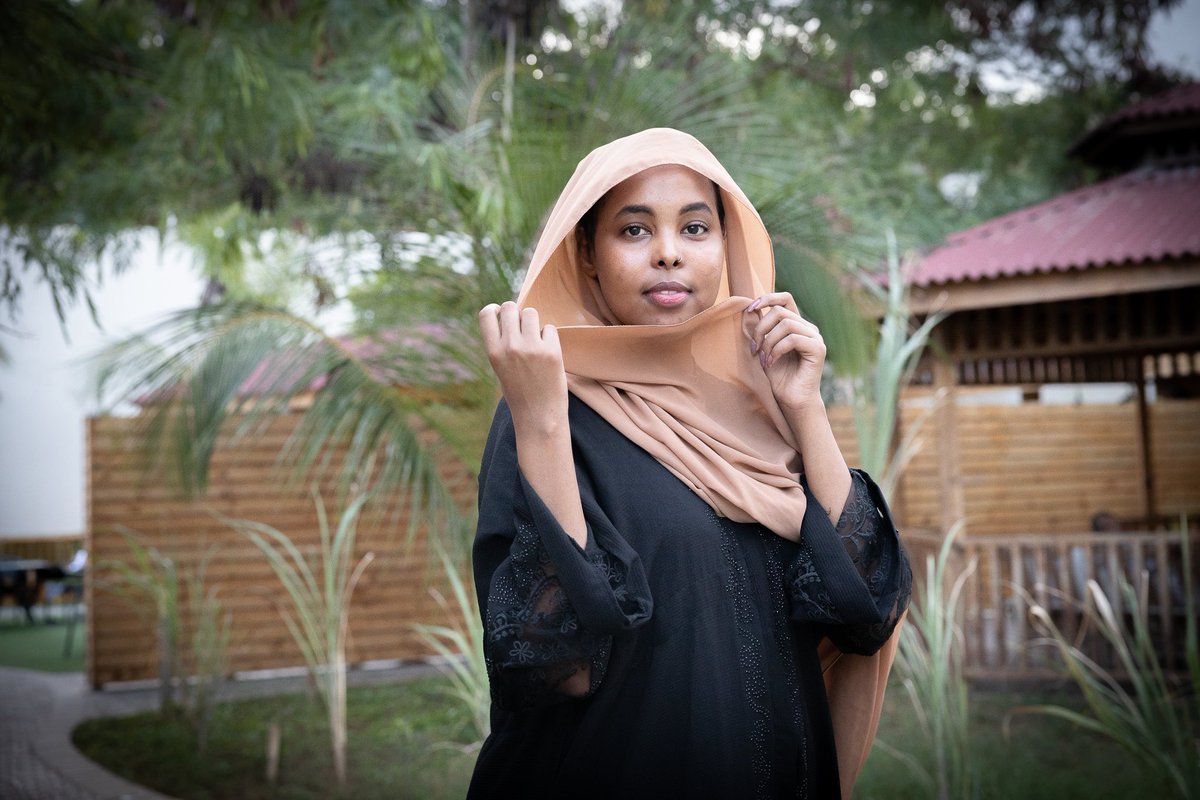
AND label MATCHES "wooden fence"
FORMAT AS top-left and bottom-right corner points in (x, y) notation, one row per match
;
(829, 398), (1200, 536)
(906, 528), (1199, 680)
(87, 397), (1199, 687)
(87, 413), (476, 688)
(0, 535), (83, 564)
